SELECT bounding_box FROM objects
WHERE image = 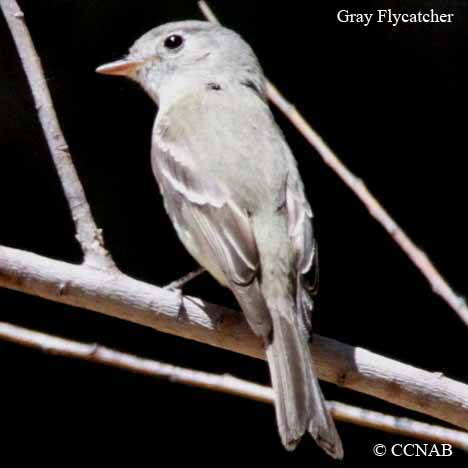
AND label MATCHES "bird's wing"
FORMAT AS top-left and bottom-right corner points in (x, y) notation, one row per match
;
(152, 116), (272, 337)
(285, 168), (317, 333)
(286, 171), (315, 276)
